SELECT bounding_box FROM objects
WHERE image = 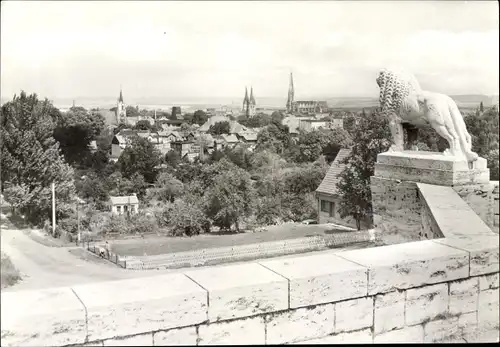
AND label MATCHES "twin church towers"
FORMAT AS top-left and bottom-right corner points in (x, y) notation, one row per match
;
(241, 72), (298, 118)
